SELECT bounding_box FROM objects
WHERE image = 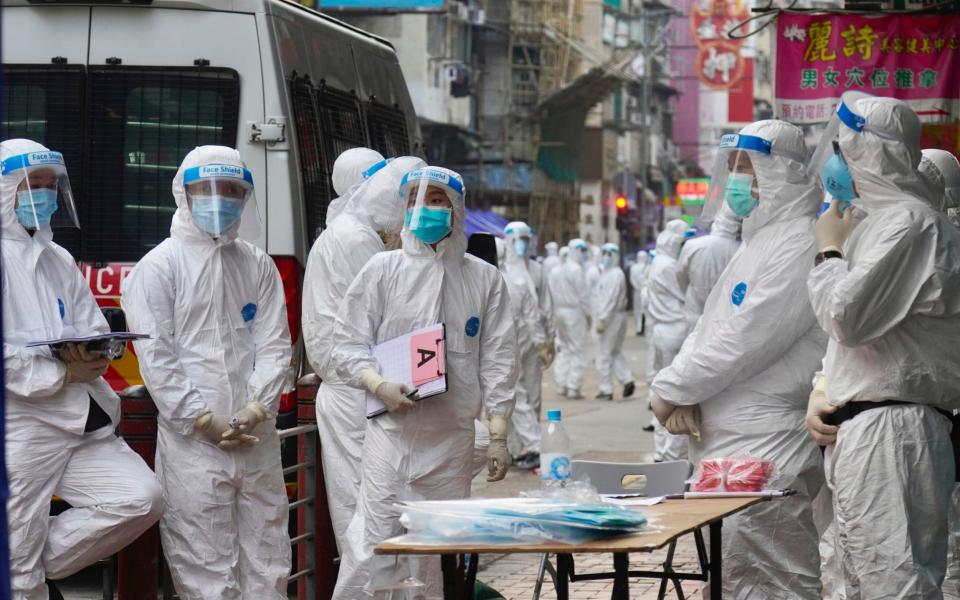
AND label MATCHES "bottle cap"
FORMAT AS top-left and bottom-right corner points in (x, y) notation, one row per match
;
(547, 409), (561, 421)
